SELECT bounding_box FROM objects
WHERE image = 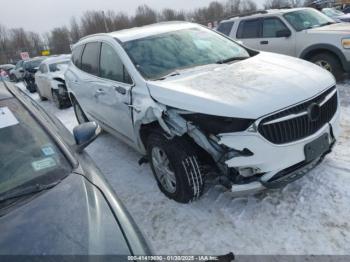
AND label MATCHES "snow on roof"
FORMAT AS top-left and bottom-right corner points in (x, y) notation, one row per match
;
(80, 21), (201, 43)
